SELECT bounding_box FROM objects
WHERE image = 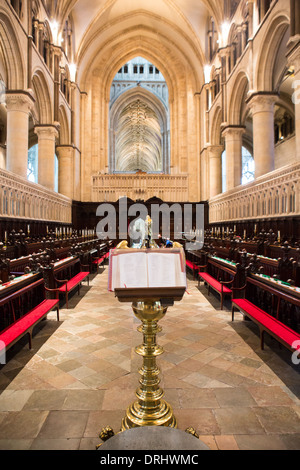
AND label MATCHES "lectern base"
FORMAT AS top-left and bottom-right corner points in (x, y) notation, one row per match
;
(121, 399), (177, 430)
